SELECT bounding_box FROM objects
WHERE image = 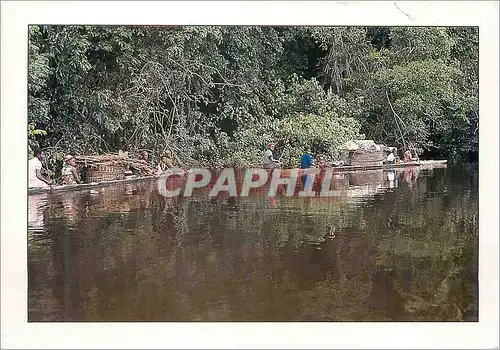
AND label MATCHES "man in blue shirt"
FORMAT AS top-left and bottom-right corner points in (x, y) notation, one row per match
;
(300, 148), (314, 188)
(300, 151), (313, 169)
